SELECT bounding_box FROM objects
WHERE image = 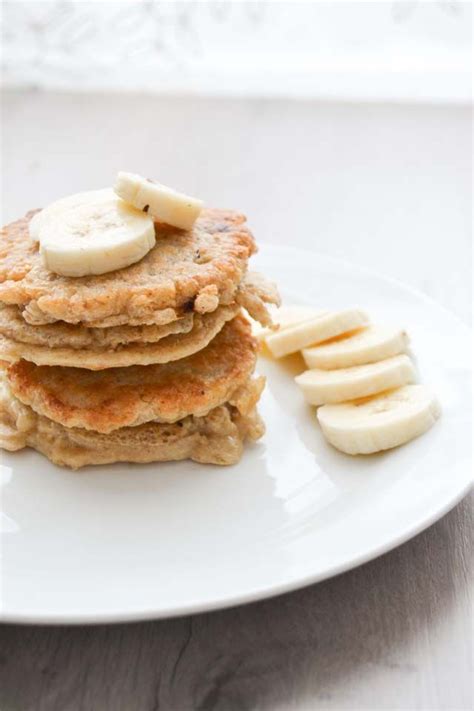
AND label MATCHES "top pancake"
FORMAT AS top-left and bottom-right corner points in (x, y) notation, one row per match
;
(7, 315), (258, 433)
(0, 208), (256, 327)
